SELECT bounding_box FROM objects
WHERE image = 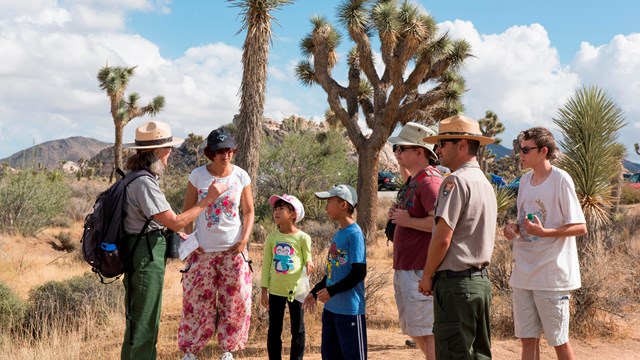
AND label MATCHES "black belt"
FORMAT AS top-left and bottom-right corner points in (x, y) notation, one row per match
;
(435, 267), (488, 279)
